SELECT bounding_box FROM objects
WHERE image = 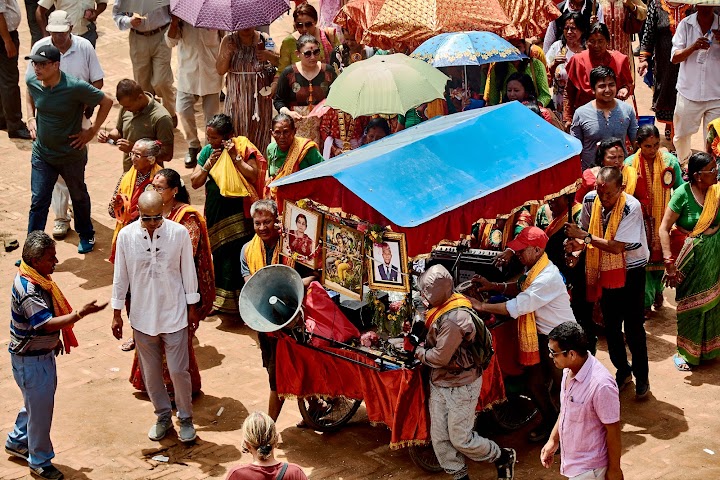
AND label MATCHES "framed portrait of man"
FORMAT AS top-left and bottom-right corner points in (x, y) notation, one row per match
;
(281, 200), (323, 269)
(367, 232), (410, 293)
(321, 220), (364, 300)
